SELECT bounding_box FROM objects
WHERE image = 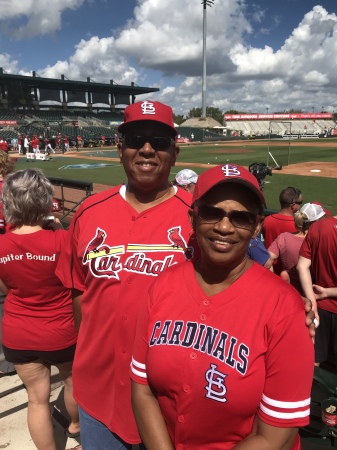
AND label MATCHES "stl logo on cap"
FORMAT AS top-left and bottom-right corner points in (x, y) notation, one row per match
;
(141, 101), (156, 115)
(222, 164), (241, 177)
